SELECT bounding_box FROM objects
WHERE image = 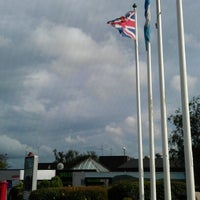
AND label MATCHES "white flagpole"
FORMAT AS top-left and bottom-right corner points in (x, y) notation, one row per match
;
(144, 1), (156, 199)
(176, 0), (195, 199)
(155, 1), (172, 200)
(147, 42), (157, 200)
(133, 4), (144, 200)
